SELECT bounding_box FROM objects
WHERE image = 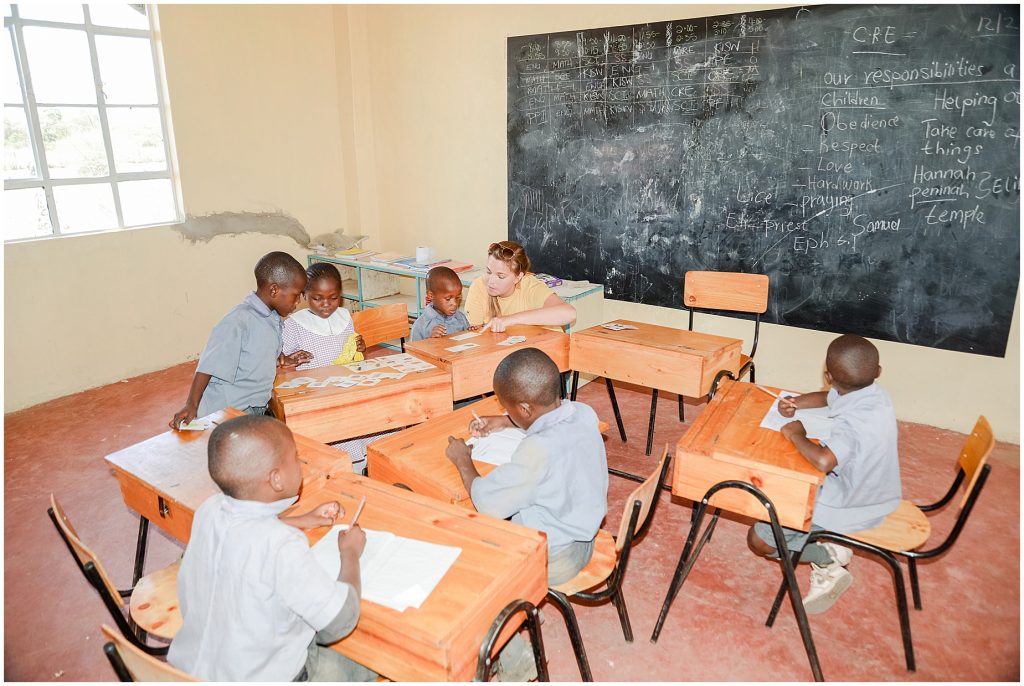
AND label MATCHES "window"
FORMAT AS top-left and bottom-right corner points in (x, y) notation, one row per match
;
(3, 3), (180, 241)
